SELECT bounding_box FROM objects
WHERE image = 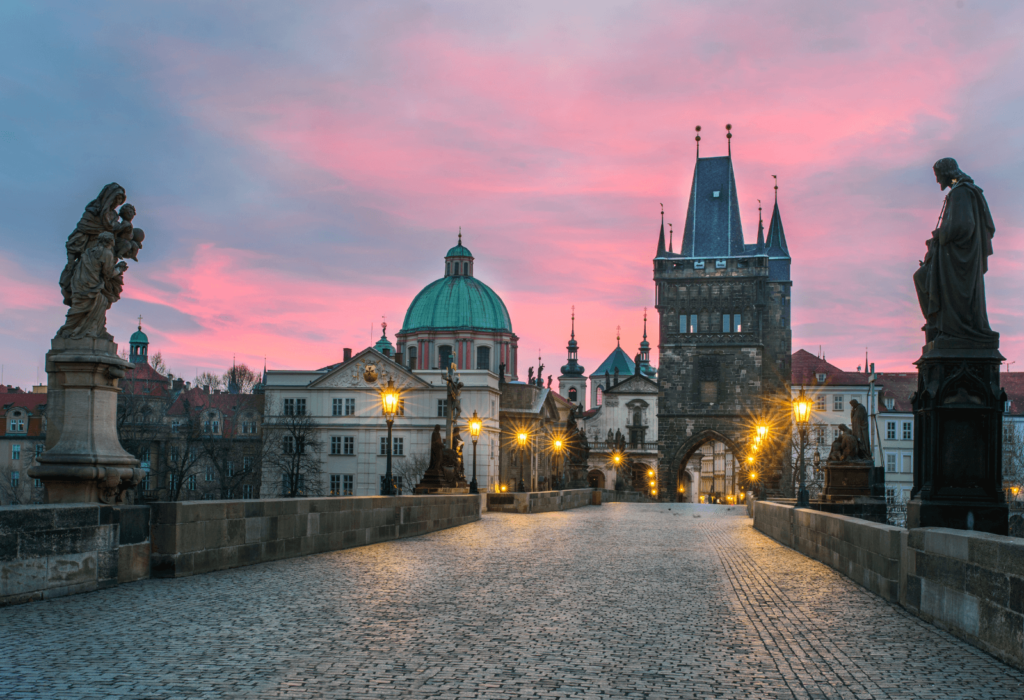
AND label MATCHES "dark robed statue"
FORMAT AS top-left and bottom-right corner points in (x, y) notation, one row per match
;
(913, 158), (998, 346)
